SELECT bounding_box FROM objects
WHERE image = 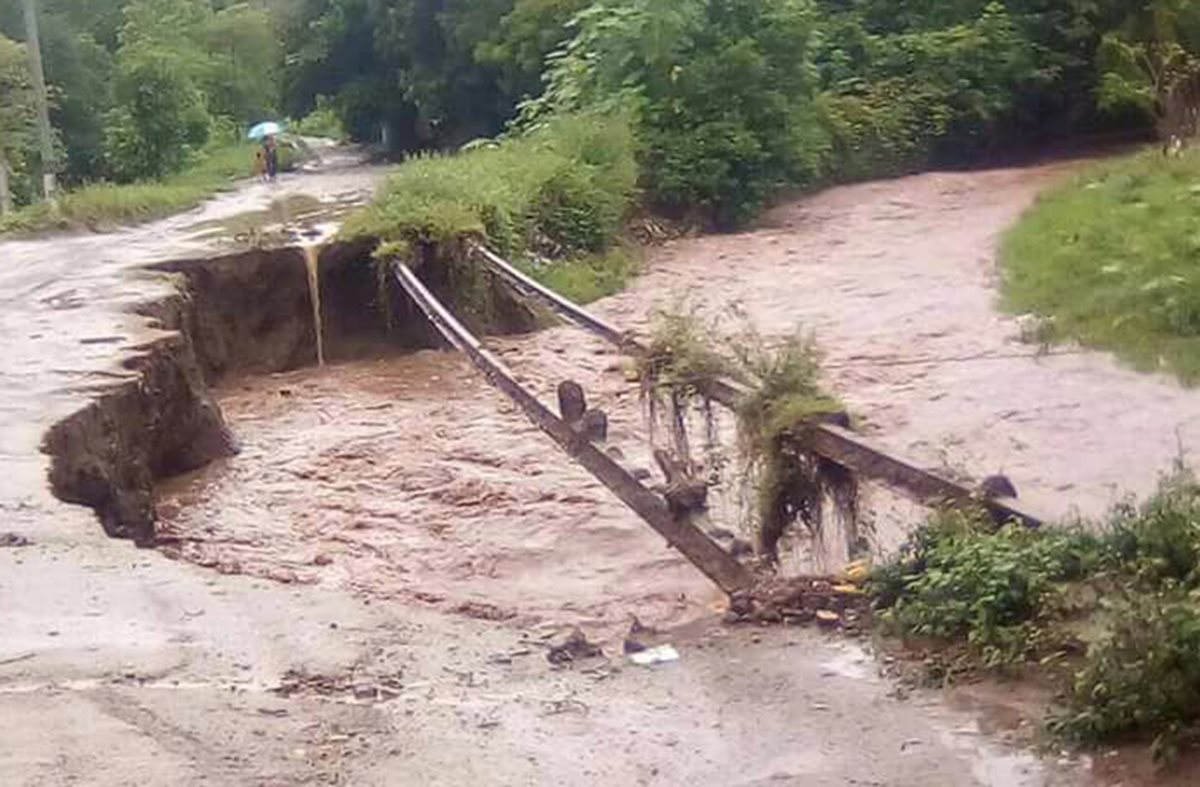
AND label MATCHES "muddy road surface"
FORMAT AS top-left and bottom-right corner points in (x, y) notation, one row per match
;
(2, 153), (1186, 785)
